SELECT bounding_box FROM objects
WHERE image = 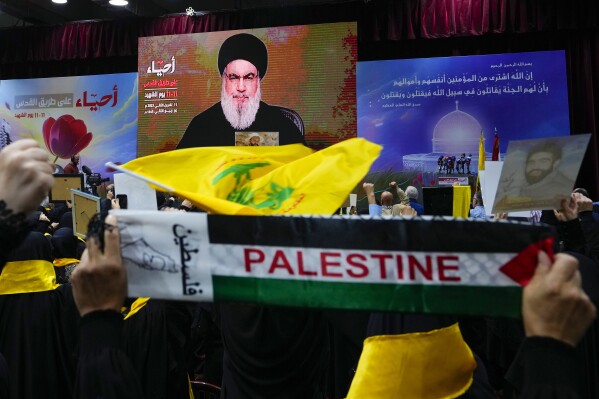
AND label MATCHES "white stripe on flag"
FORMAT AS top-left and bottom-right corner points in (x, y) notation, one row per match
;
(208, 245), (519, 287)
